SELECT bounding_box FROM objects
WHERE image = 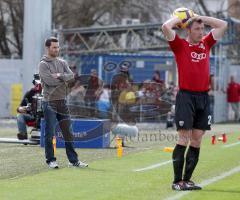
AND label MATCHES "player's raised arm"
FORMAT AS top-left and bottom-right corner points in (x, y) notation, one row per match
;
(194, 16), (228, 40)
(162, 16), (181, 41)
